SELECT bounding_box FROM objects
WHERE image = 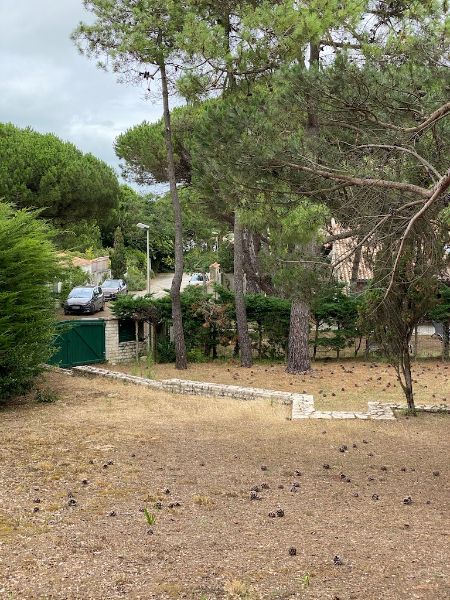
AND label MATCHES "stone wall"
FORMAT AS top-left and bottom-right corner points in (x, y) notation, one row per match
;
(104, 318), (147, 364)
(72, 364), (314, 409)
